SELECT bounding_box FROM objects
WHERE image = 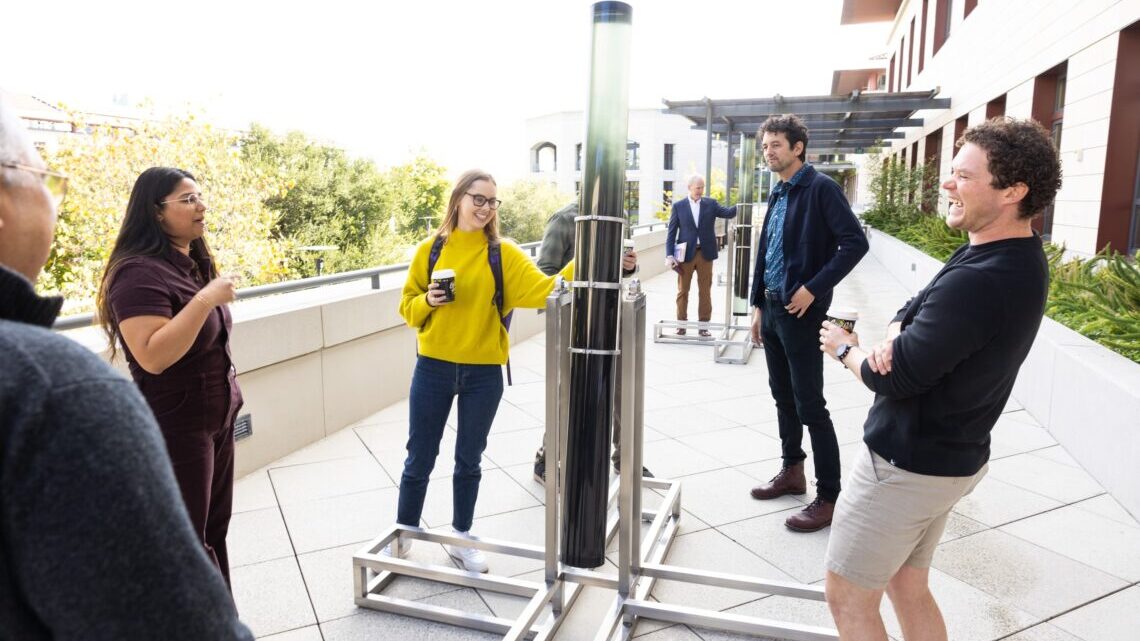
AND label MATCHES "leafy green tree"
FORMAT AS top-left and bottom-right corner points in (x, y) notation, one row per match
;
(379, 154), (450, 238)
(495, 178), (572, 244)
(42, 113), (284, 310)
